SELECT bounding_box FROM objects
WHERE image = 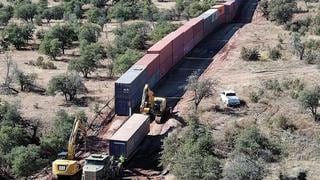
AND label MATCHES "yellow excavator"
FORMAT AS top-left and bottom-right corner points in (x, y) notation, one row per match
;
(140, 84), (171, 123)
(52, 117), (86, 179)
